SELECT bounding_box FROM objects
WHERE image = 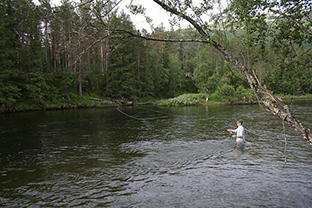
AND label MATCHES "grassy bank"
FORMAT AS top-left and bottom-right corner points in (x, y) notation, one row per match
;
(157, 93), (312, 107)
(277, 94), (312, 100)
(0, 95), (118, 113)
(2, 93), (312, 113)
(157, 93), (253, 106)
(158, 86), (257, 107)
